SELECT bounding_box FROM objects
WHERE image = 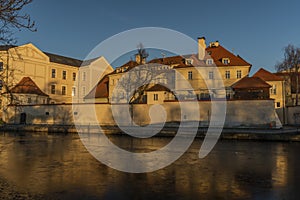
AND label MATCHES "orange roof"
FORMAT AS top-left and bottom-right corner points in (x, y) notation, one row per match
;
(10, 77), (48, 96)
(110, 60), (139, 74)
(206, 45), (251, 67)
(253, 68), (283, 81)
(148, 45), (250, 67)
(84, 75), (109, 99)
(232, 77), (271, 89)
(149, 55), (185, 65)
(146, 84), (171, 92)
